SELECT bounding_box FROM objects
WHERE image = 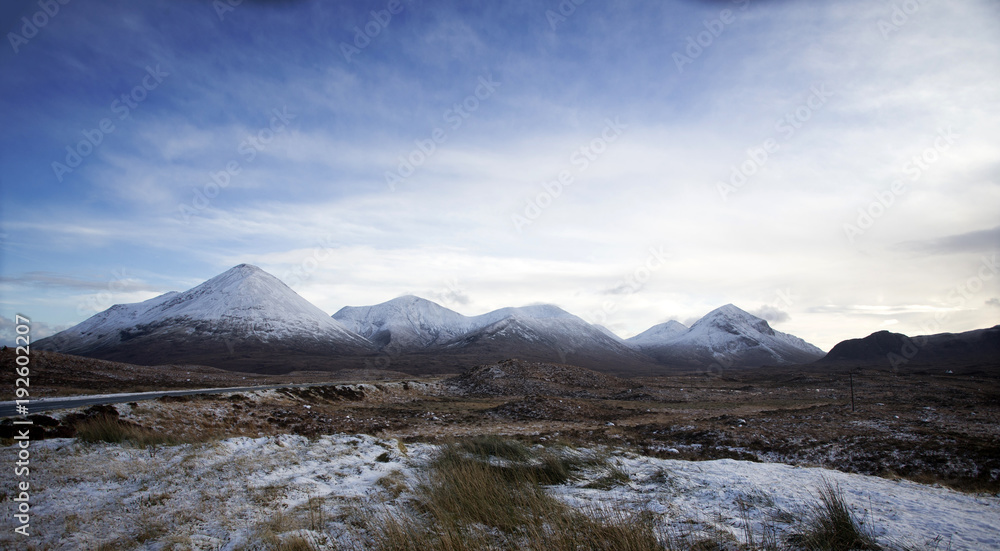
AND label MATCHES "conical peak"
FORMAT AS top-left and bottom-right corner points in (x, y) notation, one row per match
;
(693, 304), (774, 336)
(203, 264), (280, 288)
(711, 303), (749, 318)
(226, 263), (266, 277)
(504, 304), (572, 318)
